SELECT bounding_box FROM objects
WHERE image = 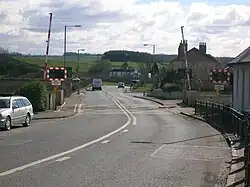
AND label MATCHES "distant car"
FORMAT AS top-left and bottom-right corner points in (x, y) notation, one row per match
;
(118, 82), (125, 88)
(92, 78), (102, 91)
(0, 96), (34, 131)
